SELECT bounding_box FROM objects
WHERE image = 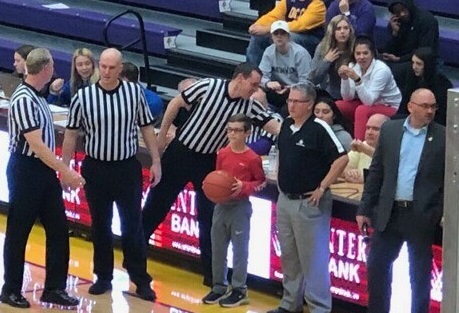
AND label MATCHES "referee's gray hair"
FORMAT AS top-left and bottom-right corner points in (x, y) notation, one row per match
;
(26, 48), (52, 75)
(290, 83), (317, 102)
